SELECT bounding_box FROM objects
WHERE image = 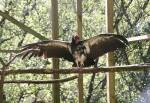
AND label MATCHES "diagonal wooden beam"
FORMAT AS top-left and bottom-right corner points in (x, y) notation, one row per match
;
(0, 10), (47, 40)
